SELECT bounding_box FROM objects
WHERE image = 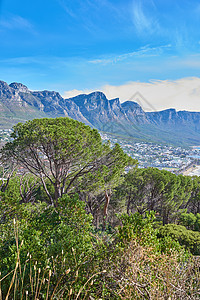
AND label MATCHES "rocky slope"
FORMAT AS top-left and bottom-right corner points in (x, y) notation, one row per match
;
(0, 80), (200, 146)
